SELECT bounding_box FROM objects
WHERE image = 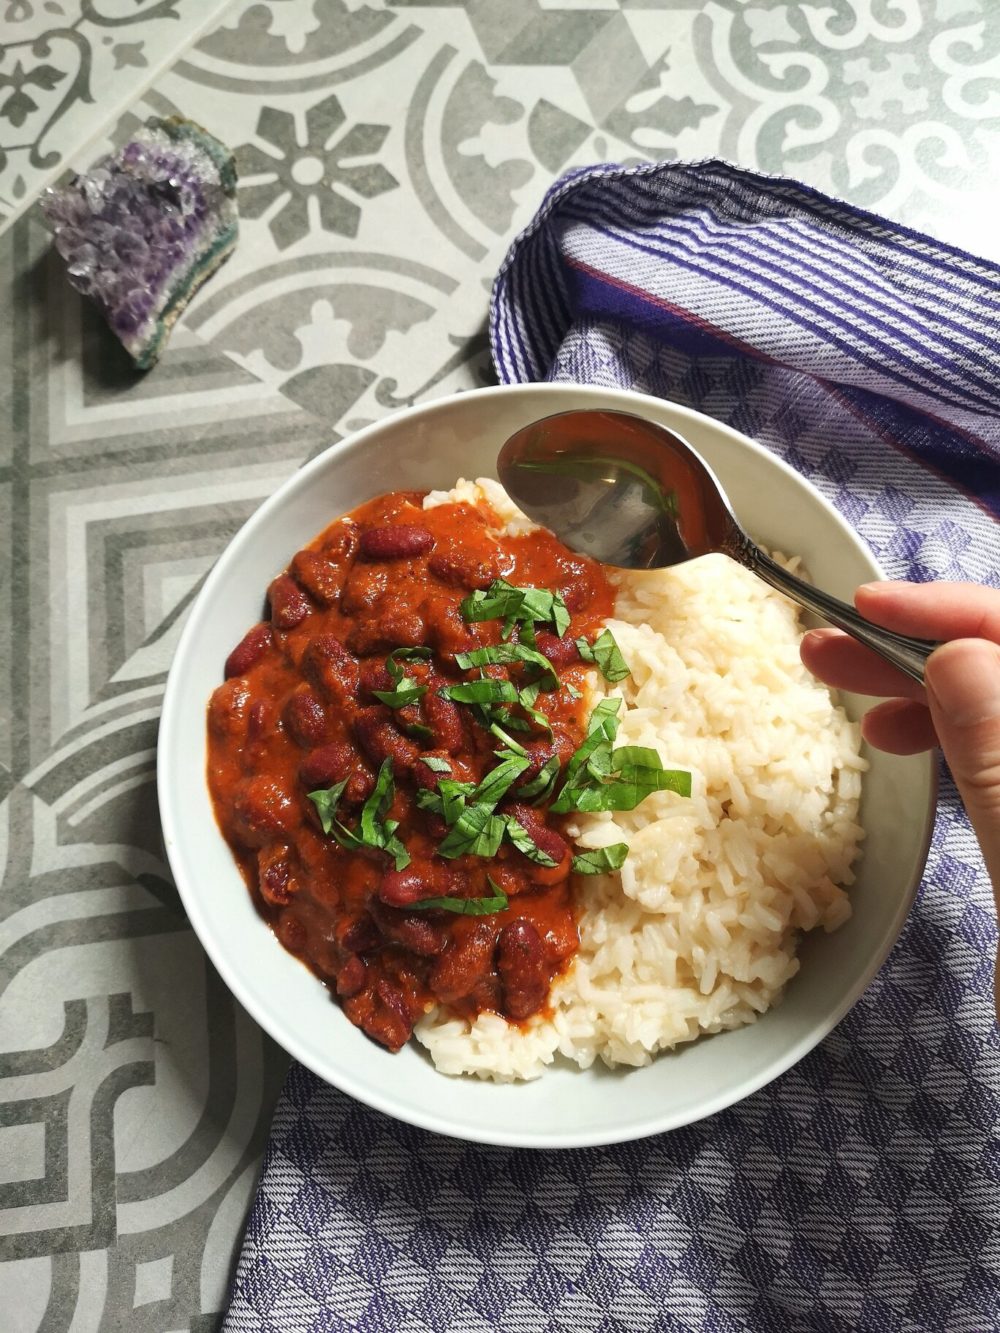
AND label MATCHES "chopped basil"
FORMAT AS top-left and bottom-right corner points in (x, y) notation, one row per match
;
(504, 816), (558, 866)
(550, 700), (690, 814)
(401, 720), (435, 743)
(410, 880), (509, 916)
(460, 579), (570, 640)
(565, 683), (582, 700)
(308, 760), (410, 870)
(435, 803), (507, 859)
(420, 755), (452, 774)
(307, 778), (350, 835)
(490, 722), (528, 757)
(373, 646), (432, 709)
(454, 643), (558, 692)
(518, 682), (553, 735)
(373, 683), (426, 708)
(553, 737), (691, 815)
(571, 844), (629, 875)
(438, 678), (518, 707)
(576, 628), (631, 684)
(468, 752), (531, 808)
(556, 697), (622, 799)
(518, 753), (561, 804)
(434, 753), (530, 858)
